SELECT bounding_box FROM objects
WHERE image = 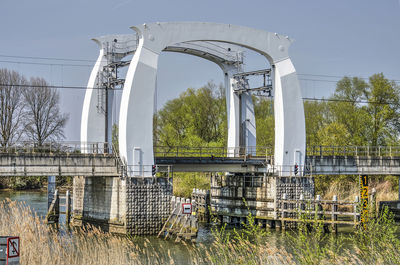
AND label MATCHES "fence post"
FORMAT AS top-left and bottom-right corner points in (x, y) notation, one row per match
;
(316, 195), (322, 220)
(66, 190), (71, 225)
(370, 188), (376, 219)
(354, 196), (360, 227)
(299, 194), (305, 218)
(282, 193), (287, 230)
(332, 195), (338, 233)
